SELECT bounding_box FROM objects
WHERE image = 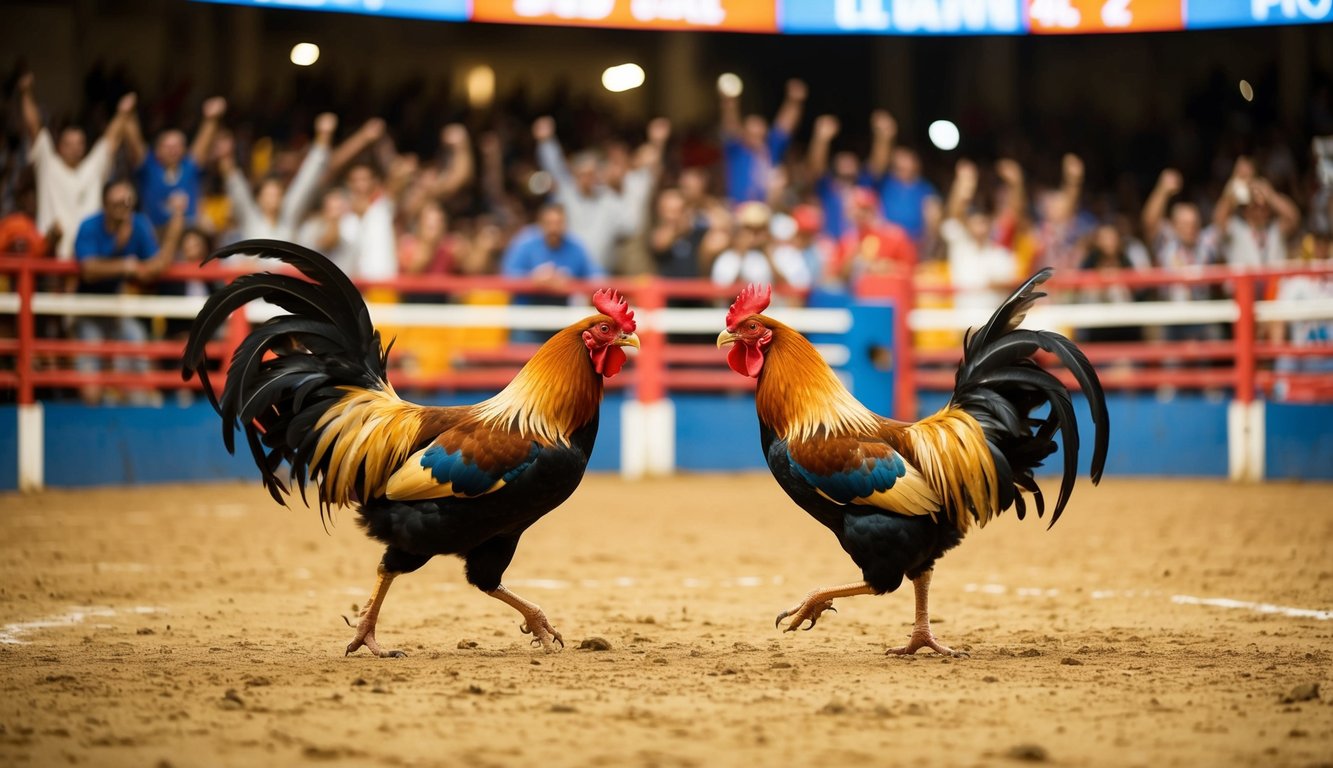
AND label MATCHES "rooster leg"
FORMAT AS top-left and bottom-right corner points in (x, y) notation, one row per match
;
(487, 585), (564, 652)
(776, 581), (875, 632)
(343, 566), (406, 658)
(885, 570), (966, 658)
